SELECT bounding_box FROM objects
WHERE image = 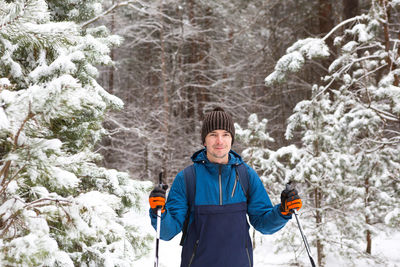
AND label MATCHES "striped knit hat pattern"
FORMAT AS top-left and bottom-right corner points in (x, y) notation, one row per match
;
(201, 107), (235, 145)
